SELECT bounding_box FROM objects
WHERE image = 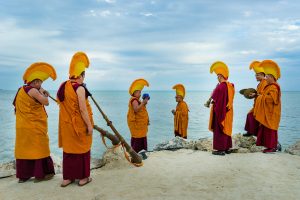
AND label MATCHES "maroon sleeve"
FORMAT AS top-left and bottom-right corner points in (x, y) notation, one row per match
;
(57, 81), (67, 102)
